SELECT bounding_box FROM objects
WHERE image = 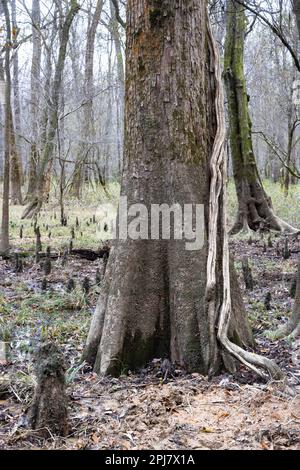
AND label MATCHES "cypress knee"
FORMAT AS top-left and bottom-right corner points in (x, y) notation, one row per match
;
(28, 342), (68, 437)
(242, 257), (254, 290)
